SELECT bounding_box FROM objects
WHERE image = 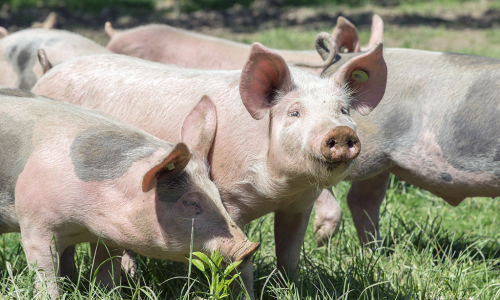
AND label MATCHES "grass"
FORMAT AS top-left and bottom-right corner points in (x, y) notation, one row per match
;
(1, 179), (499, 299)
(5, 1), (500, 299)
